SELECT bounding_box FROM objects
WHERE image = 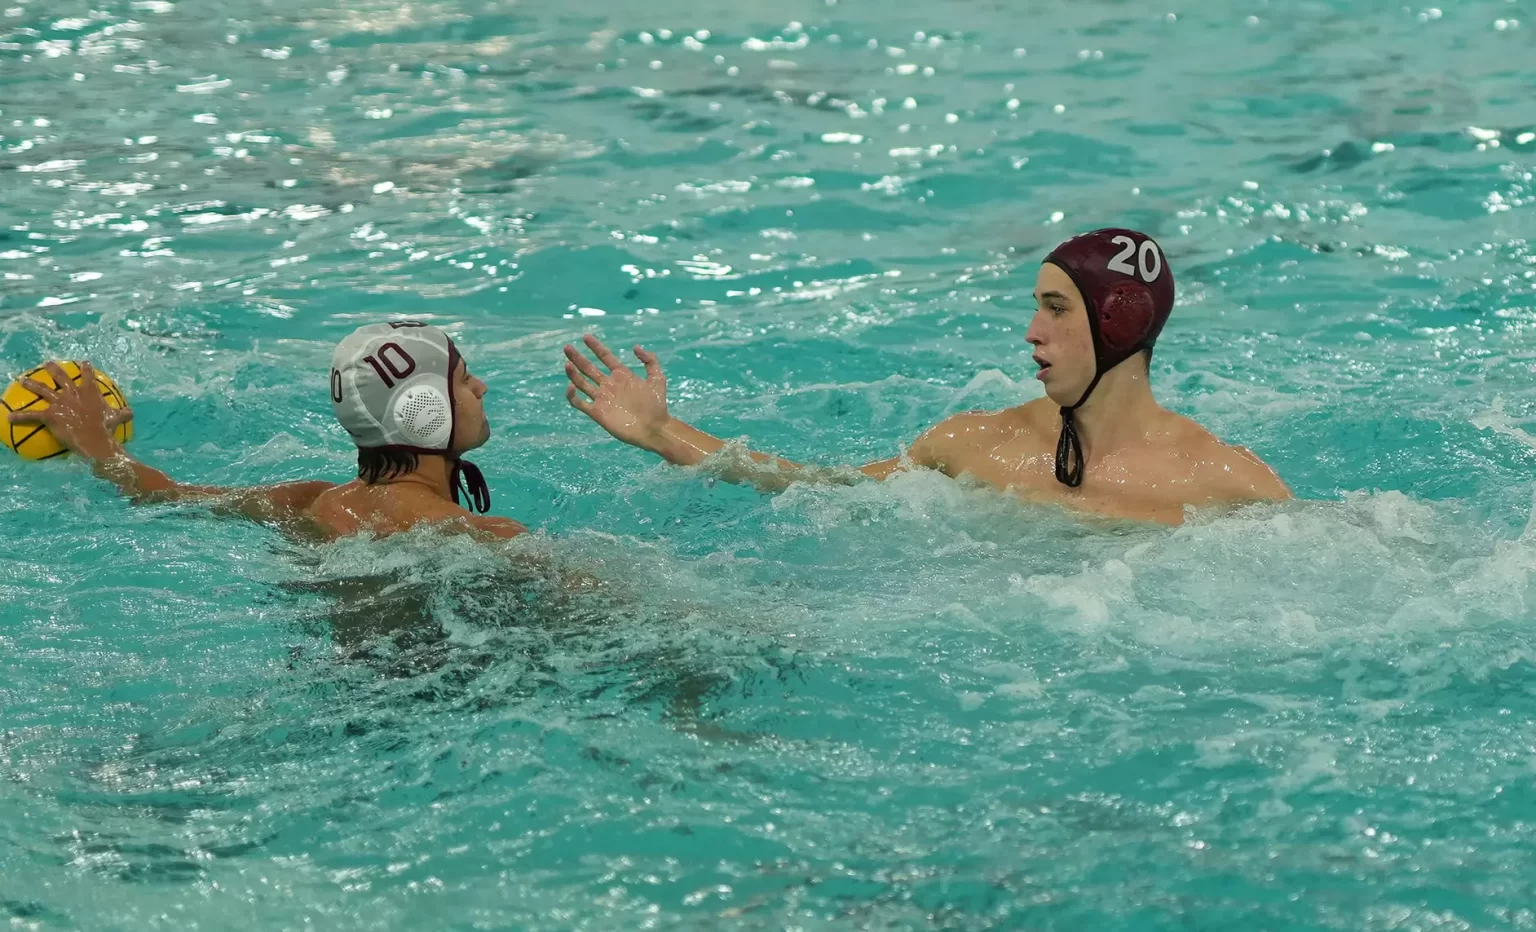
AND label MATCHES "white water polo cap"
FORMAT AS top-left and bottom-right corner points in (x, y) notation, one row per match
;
(330, 321), (491, 512)
(331, 321), (461, 450)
